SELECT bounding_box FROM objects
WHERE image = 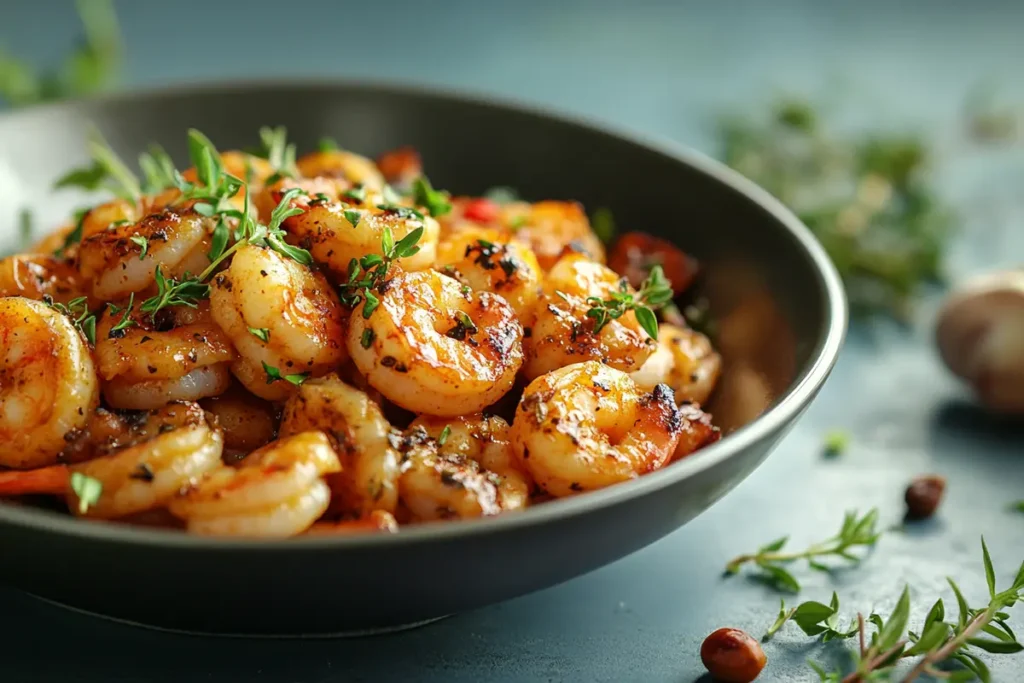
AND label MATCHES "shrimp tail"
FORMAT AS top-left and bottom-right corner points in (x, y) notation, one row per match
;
(0, 465), (70, 496)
